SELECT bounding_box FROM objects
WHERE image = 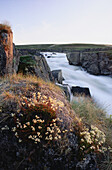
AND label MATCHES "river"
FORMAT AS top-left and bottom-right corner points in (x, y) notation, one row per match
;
(41, 52), (112, 116)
